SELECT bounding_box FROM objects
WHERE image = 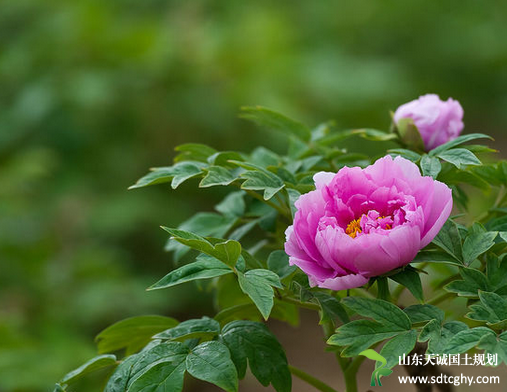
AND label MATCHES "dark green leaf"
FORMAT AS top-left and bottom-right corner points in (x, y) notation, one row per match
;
(353, 128), (398, 142)
(419, 320), (469, 354)
(238, 269), (282, 320)
(429, 133), (493, 156)
(154, 317), (221, 342)
(311, 292), (350, 325)
(105, 354), (139, 392)
(477, 331), (507, 365)
(389, 266), (424, 302)
(462, 232), (498, 265)
(148, 256), (233, 291)
(186, 341), (238, 392)
(445, 268), (490, 298)
(444, 327), (495, 354)
(388, 149), (422, 162)
(174, 144), (217, 163)
(129, 162), (206, 190)
(341, 297), (411, 330)
(412, 250), (463, 266)
(221, 321), (291, 392)
(404, 304), (444, 325)
(128, 342), (189, 392)
(199, 166), (238, 187)
(240, 106), (311, 142)
(377, 330), (417, 369)
(229, 161), (285, 200)
(432, 220), (463, 261)
(267, 250), (297, 279)
(420, 155), (441, 179)
(215, 192), (245, 218)
(96, 316), (179, 355)
(437, 148), (481, 169)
